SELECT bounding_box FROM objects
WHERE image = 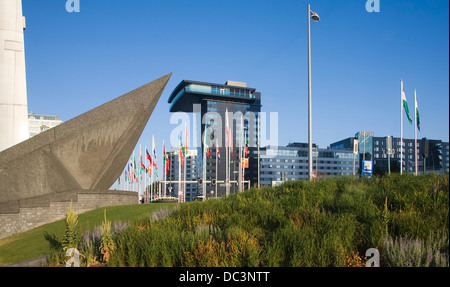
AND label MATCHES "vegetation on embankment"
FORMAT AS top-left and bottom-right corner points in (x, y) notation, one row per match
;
(3, 173), (447, 267)
(107, 173), (448, 267)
